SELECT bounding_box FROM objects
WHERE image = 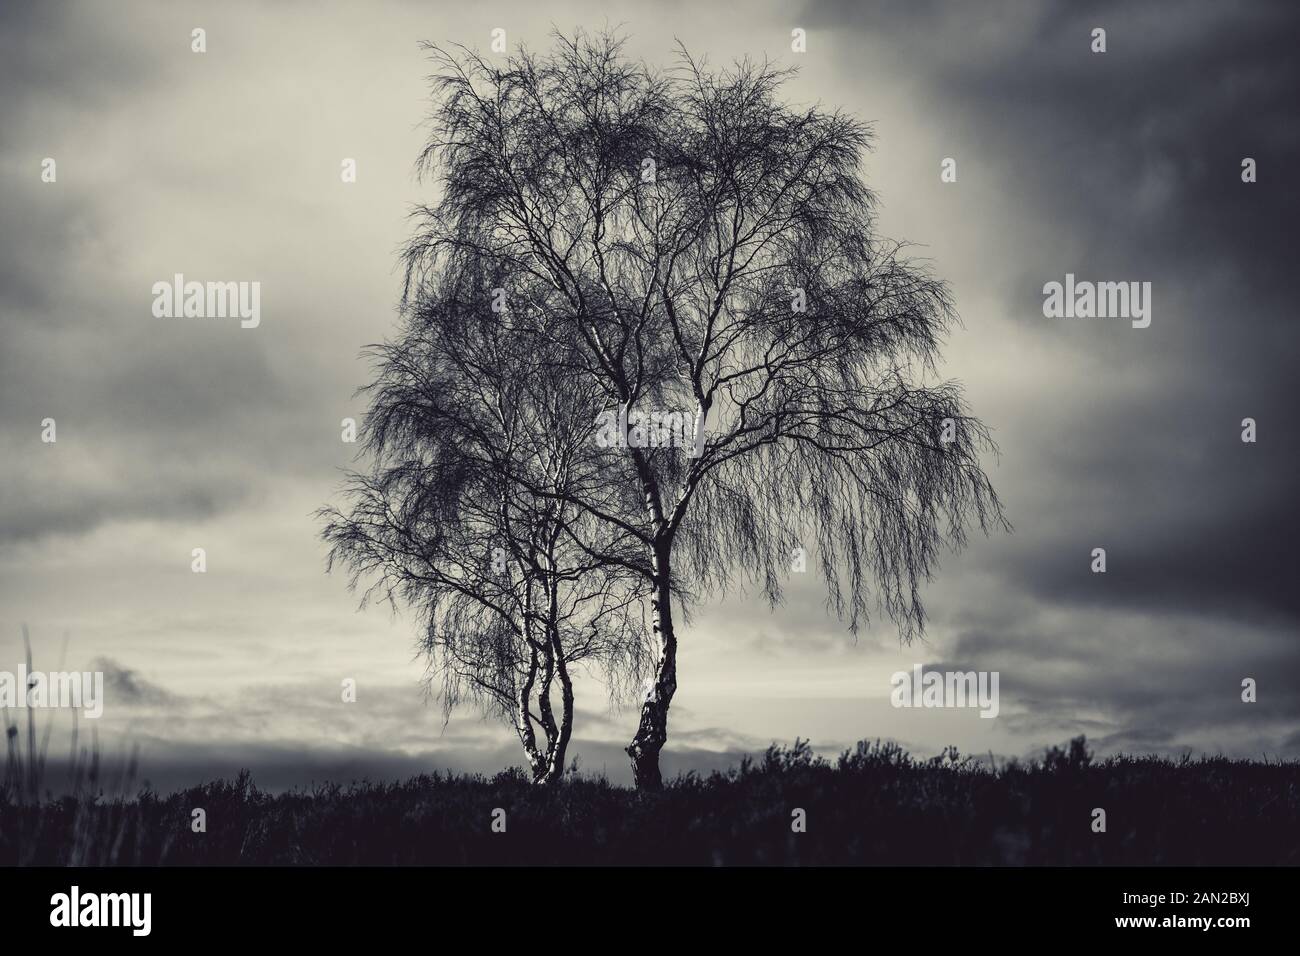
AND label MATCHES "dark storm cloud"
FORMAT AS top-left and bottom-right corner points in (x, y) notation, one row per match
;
(948, 608), (1300, 757)
(803, 0), (1300, 624)
(973, 389), (1300, 630)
